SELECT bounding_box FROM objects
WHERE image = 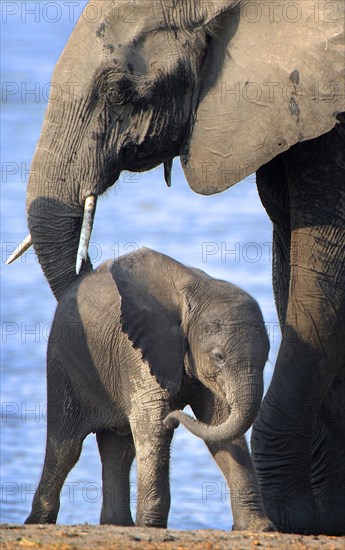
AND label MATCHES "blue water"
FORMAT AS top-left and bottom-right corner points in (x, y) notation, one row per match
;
(0, 3), (280, 530)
